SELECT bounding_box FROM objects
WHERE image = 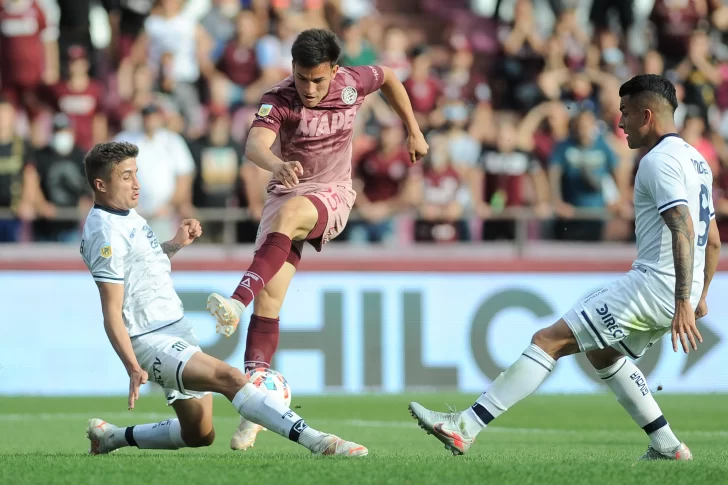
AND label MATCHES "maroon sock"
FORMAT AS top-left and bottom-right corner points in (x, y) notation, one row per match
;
(233, 232), (291, 307)
(244, 315), (280, 372)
